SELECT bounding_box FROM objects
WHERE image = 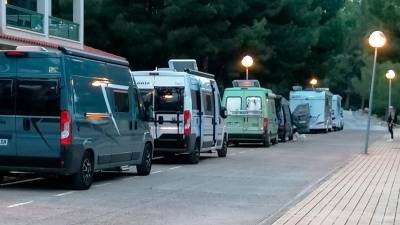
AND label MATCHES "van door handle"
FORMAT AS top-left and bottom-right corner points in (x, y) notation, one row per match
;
(23, 118), (31, 131)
